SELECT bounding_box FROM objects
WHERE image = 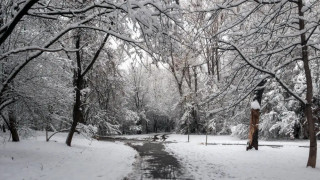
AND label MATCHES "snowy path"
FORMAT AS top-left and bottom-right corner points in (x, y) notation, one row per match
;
(128, 142), (191, 179)
(113, 134), (320, 180)
(101, 134), (194, 179)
